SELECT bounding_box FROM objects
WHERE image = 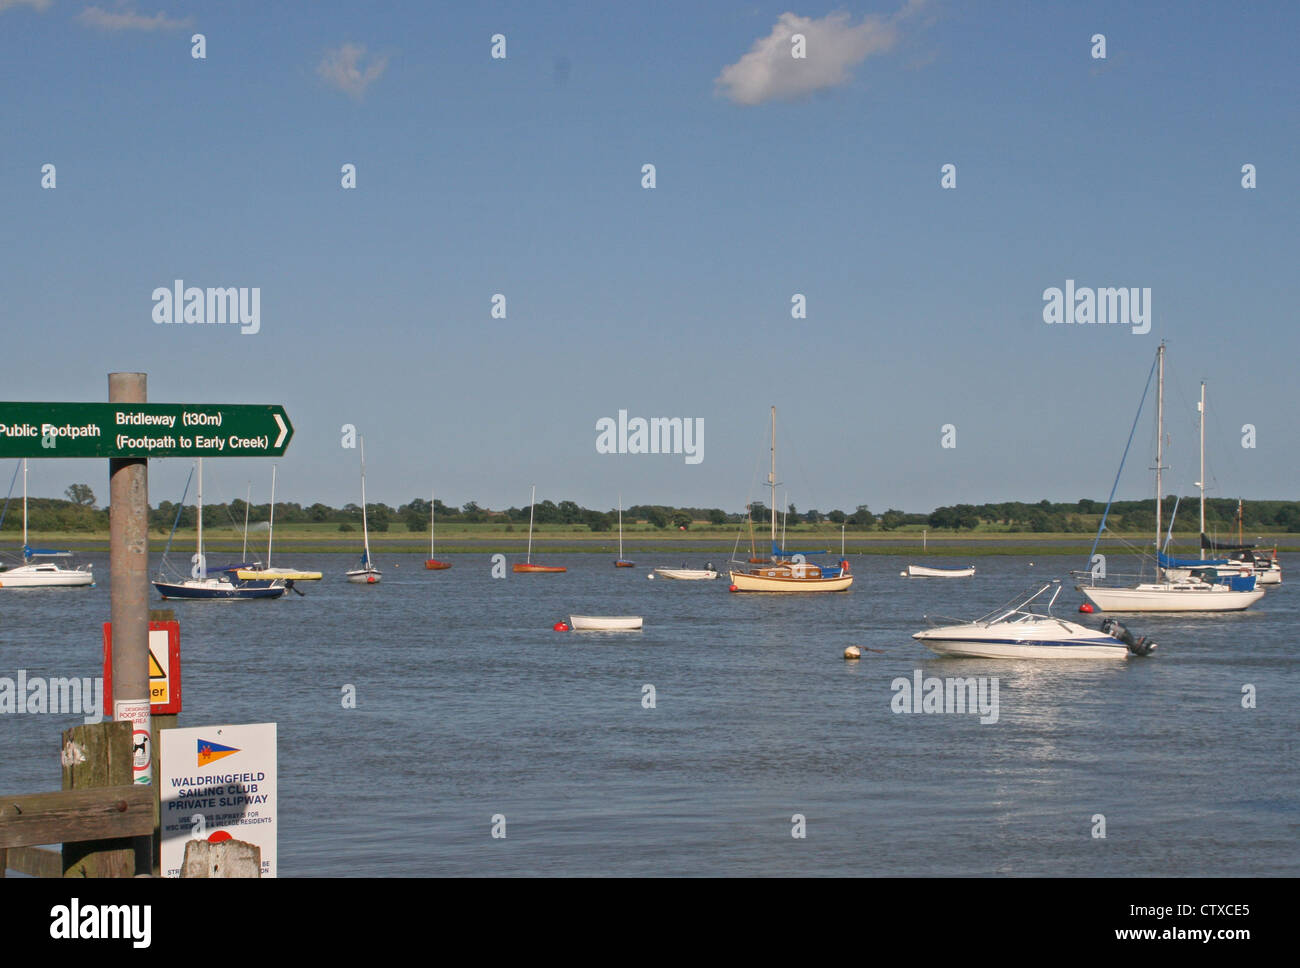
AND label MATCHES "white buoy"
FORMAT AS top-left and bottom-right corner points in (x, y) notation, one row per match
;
(844, 645), (861, 660)
(899, 570), (907, 577)
(647, 573), (655, 580)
